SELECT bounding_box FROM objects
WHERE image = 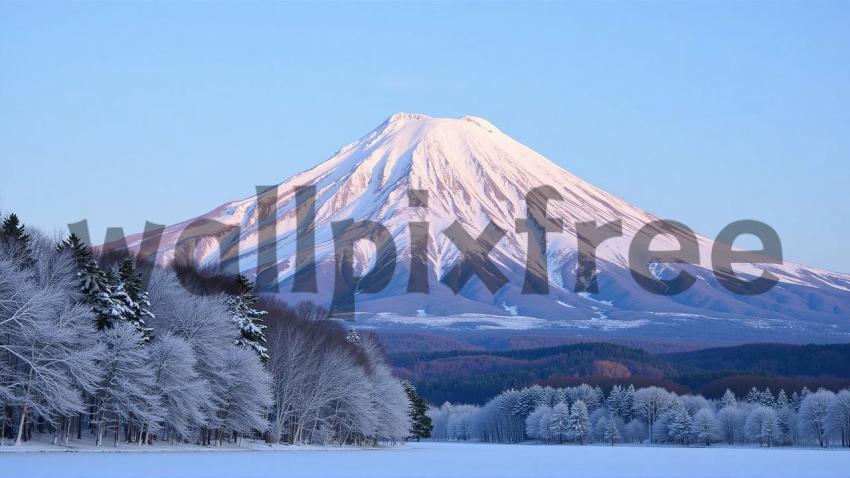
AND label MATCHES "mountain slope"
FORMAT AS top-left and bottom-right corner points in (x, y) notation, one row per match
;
(122, 113), (850, 343)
